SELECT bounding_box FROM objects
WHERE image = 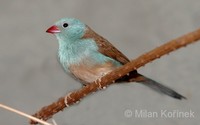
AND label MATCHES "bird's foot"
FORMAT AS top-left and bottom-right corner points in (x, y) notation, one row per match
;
(94, 78), (107, 90)
(64, 92), (73, 107)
